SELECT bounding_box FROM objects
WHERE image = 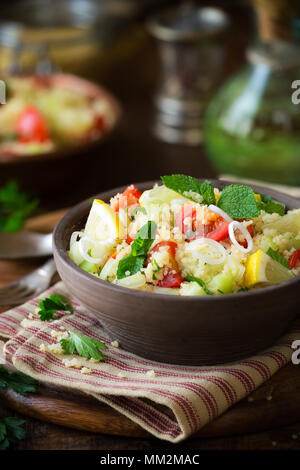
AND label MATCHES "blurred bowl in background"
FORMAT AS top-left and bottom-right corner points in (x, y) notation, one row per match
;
(0, 73), (121, 198)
